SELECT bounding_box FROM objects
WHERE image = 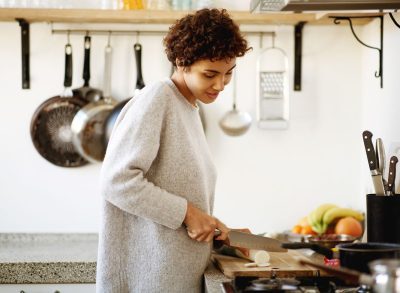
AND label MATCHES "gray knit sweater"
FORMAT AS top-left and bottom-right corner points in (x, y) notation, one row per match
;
(96, 78), (217, 293)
